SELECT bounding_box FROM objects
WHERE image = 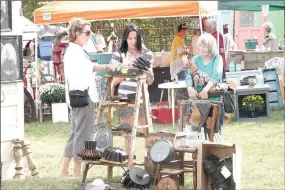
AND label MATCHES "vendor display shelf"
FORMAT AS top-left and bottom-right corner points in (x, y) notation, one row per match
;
(243, 50), (283, 70)
(262, 68), (283, 109)
(80, 72), (153, 184)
